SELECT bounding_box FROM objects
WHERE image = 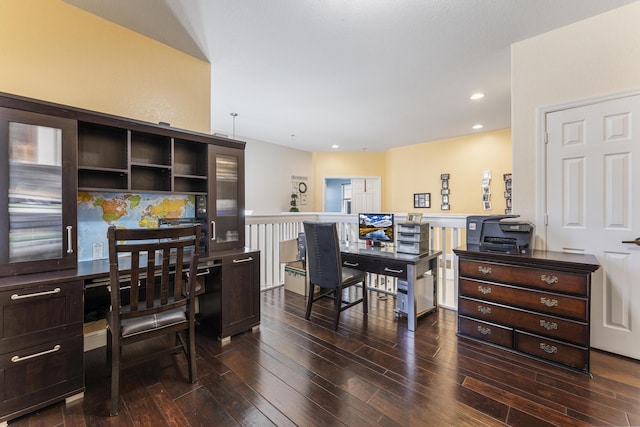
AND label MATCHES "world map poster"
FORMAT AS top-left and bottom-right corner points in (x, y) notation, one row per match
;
(77, 192), (195, 261)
